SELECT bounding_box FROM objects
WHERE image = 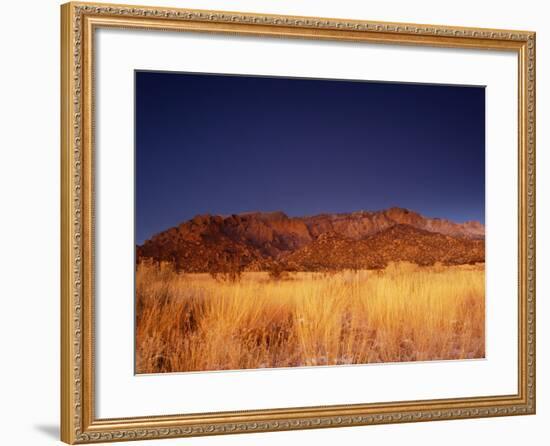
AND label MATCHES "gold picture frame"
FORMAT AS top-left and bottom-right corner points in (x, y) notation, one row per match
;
(61, 2), (536, 443)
